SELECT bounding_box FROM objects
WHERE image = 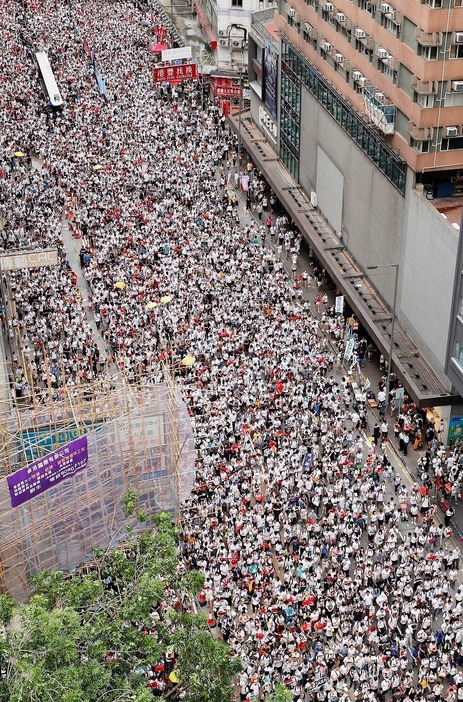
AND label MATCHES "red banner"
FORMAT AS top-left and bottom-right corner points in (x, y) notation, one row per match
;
(153, 64), (198, 83)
